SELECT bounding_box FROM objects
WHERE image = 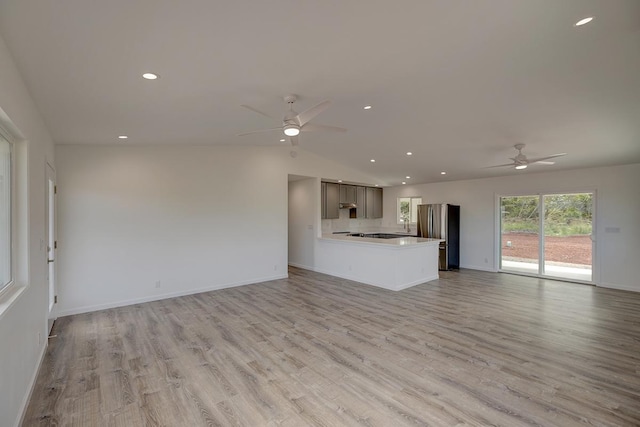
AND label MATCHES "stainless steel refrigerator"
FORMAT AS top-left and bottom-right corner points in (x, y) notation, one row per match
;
(416, 204), (460, 270)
